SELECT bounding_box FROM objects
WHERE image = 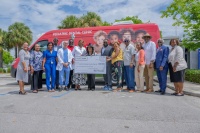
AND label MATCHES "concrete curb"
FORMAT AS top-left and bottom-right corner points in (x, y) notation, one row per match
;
(153, 79), (200, 98)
